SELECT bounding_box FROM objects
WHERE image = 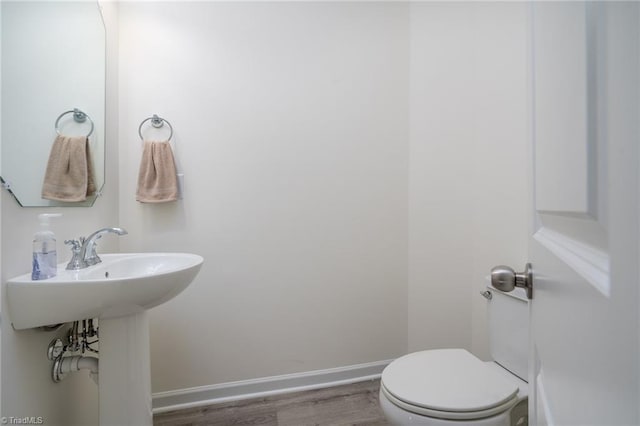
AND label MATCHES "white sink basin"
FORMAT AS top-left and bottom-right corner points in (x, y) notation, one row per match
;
(7, 252), (203, 330)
